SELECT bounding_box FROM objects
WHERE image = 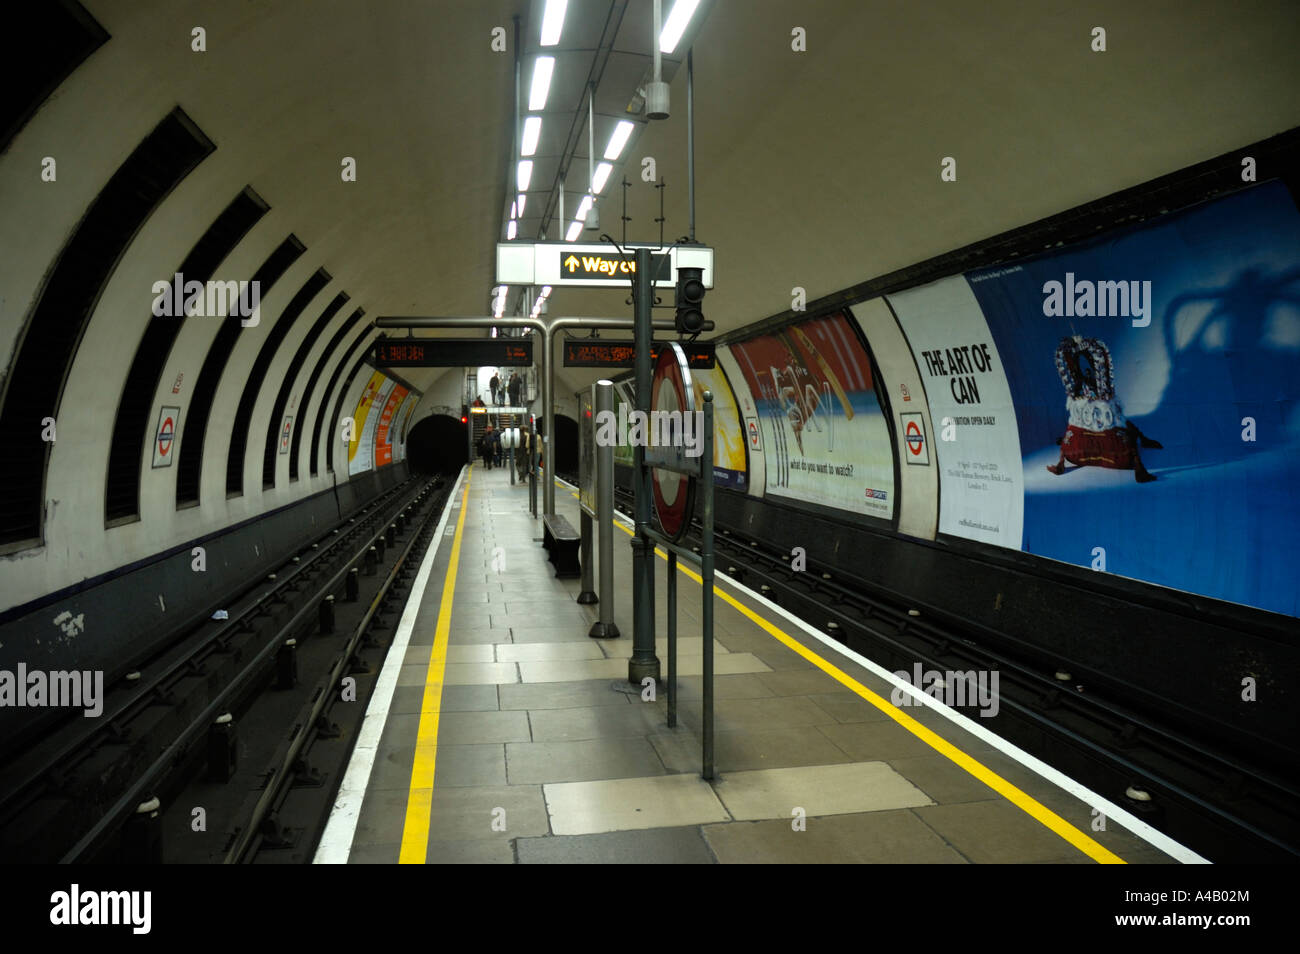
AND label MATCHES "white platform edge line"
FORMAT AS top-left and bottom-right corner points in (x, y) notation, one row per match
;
(551, 476), (1208, 864)
(312, 465), (468, 864)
